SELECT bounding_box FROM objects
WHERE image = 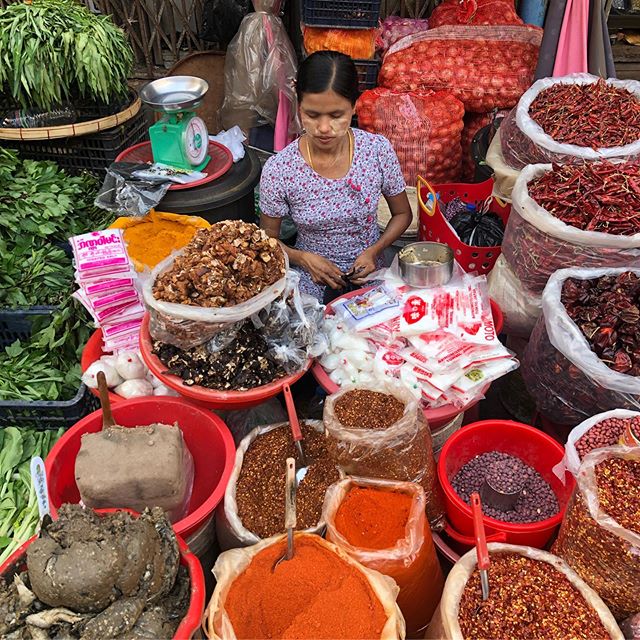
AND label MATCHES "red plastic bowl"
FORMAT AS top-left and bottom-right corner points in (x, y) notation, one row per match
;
(437, 420), (576, 549)
(0, 509), (205, 640)
(45, 397), (235, 540)
(311, 288), (504, 430)
(80, 329), (124, 404)
(139, 313), (311, 410)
